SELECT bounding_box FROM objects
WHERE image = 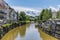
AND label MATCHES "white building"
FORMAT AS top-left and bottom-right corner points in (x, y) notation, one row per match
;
(52, 11), (57, 18)
(0, 0), (18, 23)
